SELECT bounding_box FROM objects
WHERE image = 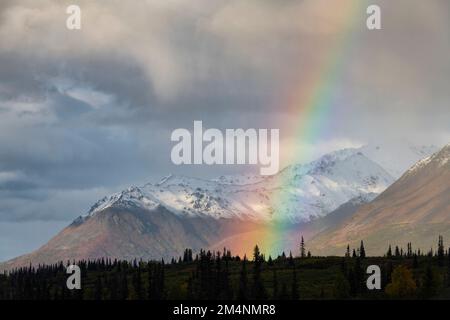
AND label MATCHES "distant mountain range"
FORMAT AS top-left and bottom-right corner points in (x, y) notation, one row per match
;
(1, 143), (446, 271)
(308, 143), (450, 256)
